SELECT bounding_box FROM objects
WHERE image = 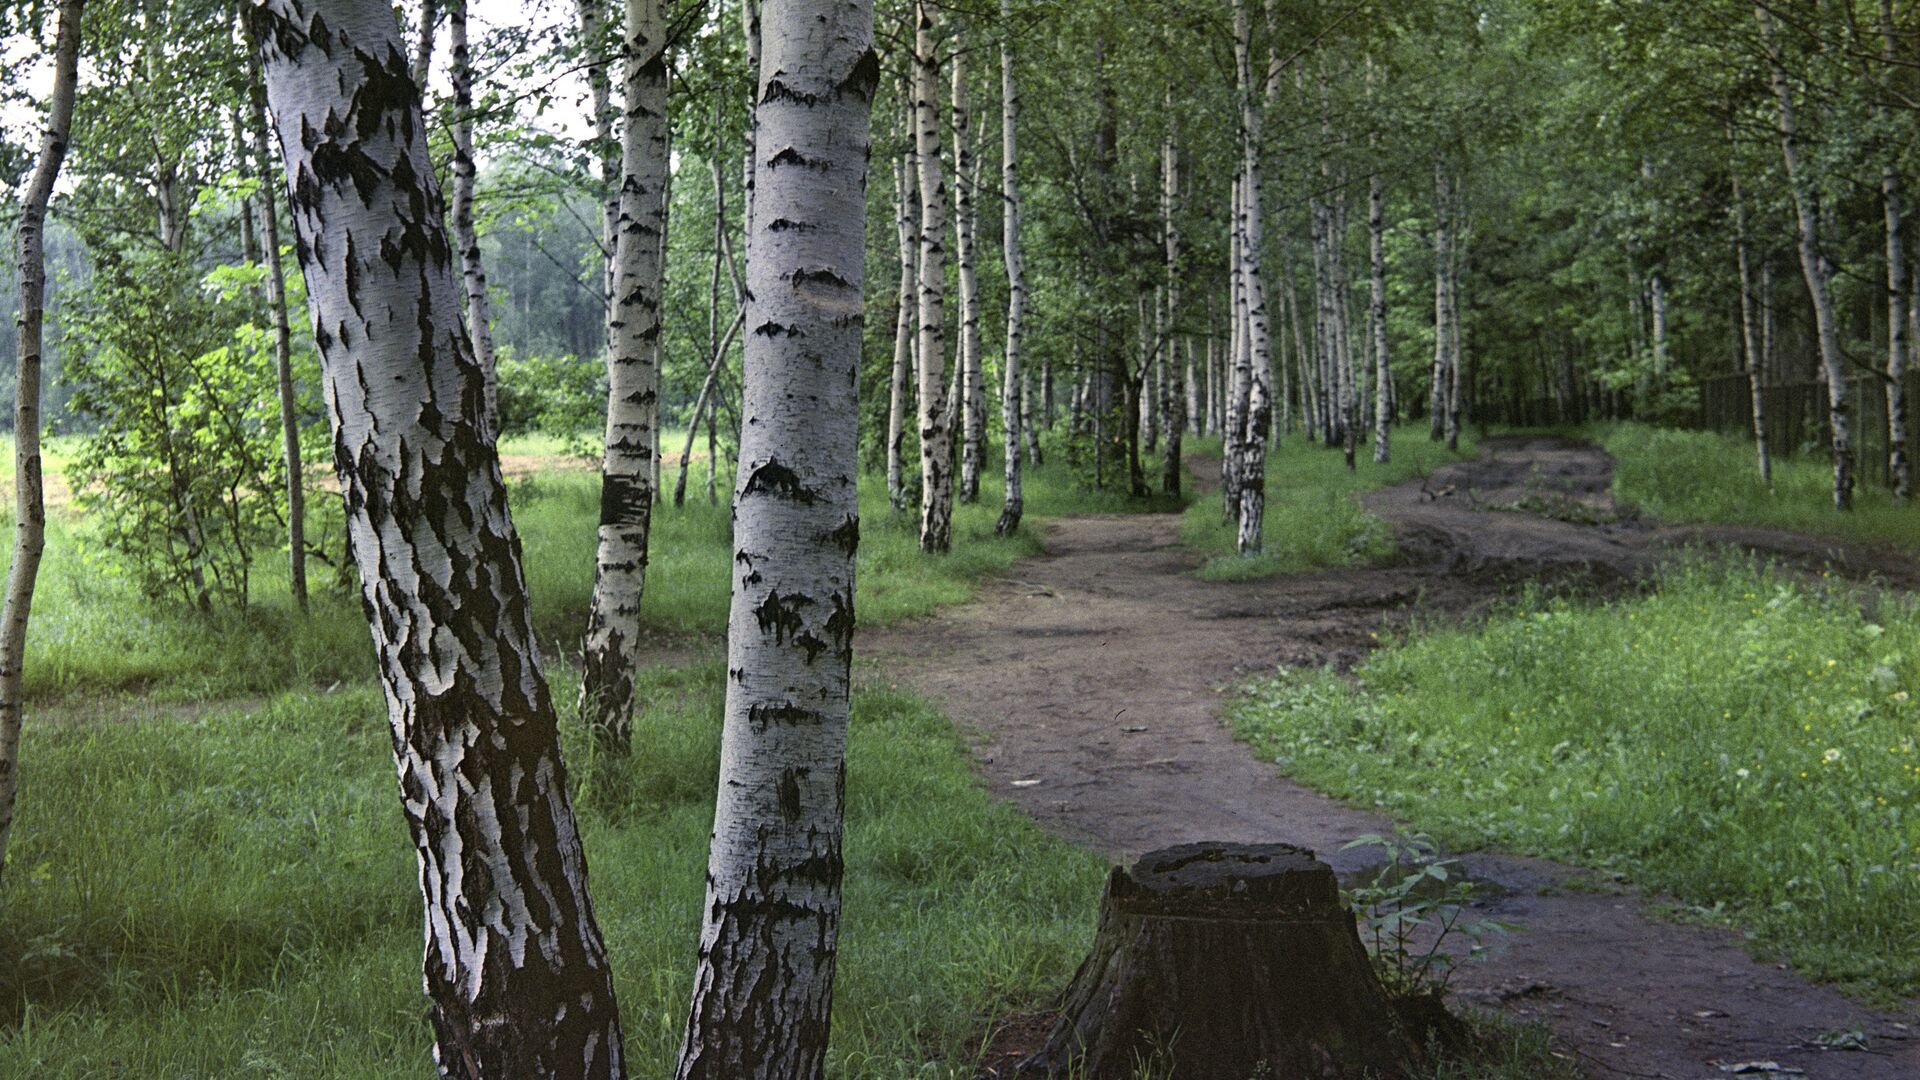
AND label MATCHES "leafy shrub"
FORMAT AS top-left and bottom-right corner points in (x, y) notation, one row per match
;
(497, 348), (604, 447)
